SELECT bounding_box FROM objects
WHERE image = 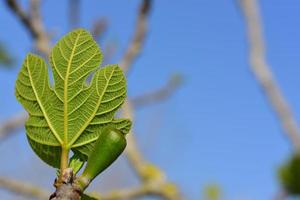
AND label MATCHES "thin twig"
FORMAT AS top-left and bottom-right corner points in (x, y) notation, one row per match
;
(131, 74), (182, 108)
(103, 41), (118, 64)
(6, 0), (50, 55)
(6, 0), (35, 37)
(274, 190), (287, 200)
(0, 112), (27, 141)
(121, 101), (181, 200)
(69, 0), (80, 29)
(119, 0), (151, 74)
(239, 0), (300, 151)
(118, 1), (181, 199)
(0, 176), (49, 200)
(99, 185), (154, 200)
(119, 0), (156, 180)
(98, 183), (180, 200)
(91, 18), (108, 41)
(122, 100), (152, 179)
